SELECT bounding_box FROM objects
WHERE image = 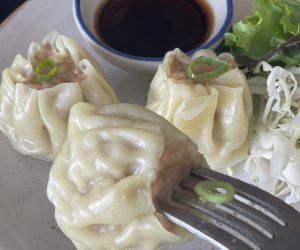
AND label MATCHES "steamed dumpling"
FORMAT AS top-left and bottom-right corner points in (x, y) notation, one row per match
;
(47, 102), (200, 250)
(0, 31), (117, 161)
(147, 49), (253, 170)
